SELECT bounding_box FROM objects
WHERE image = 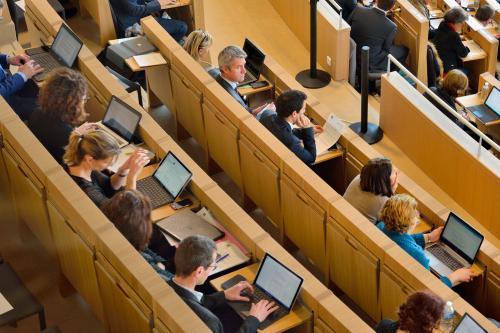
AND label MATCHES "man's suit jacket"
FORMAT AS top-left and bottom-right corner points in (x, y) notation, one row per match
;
(215, 74), (250, 112)
(167, 280), (260, 333)
(348, 7), (397, 71)
(0, 54), (25, 103)
(109, 0), (161, 35)
(260, 113), (316, 165)
(431, 21), (470, 73)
